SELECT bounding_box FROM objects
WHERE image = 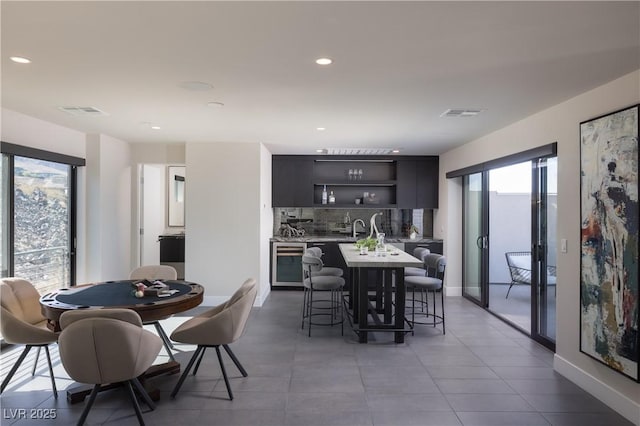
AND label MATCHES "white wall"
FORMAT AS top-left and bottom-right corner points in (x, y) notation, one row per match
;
(86, 134), (132, 281)
(185, 142), (266, 306)
(1, 109), (133, 284)
(259, 144), (273, 304)
(438, 70), (640, 424)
